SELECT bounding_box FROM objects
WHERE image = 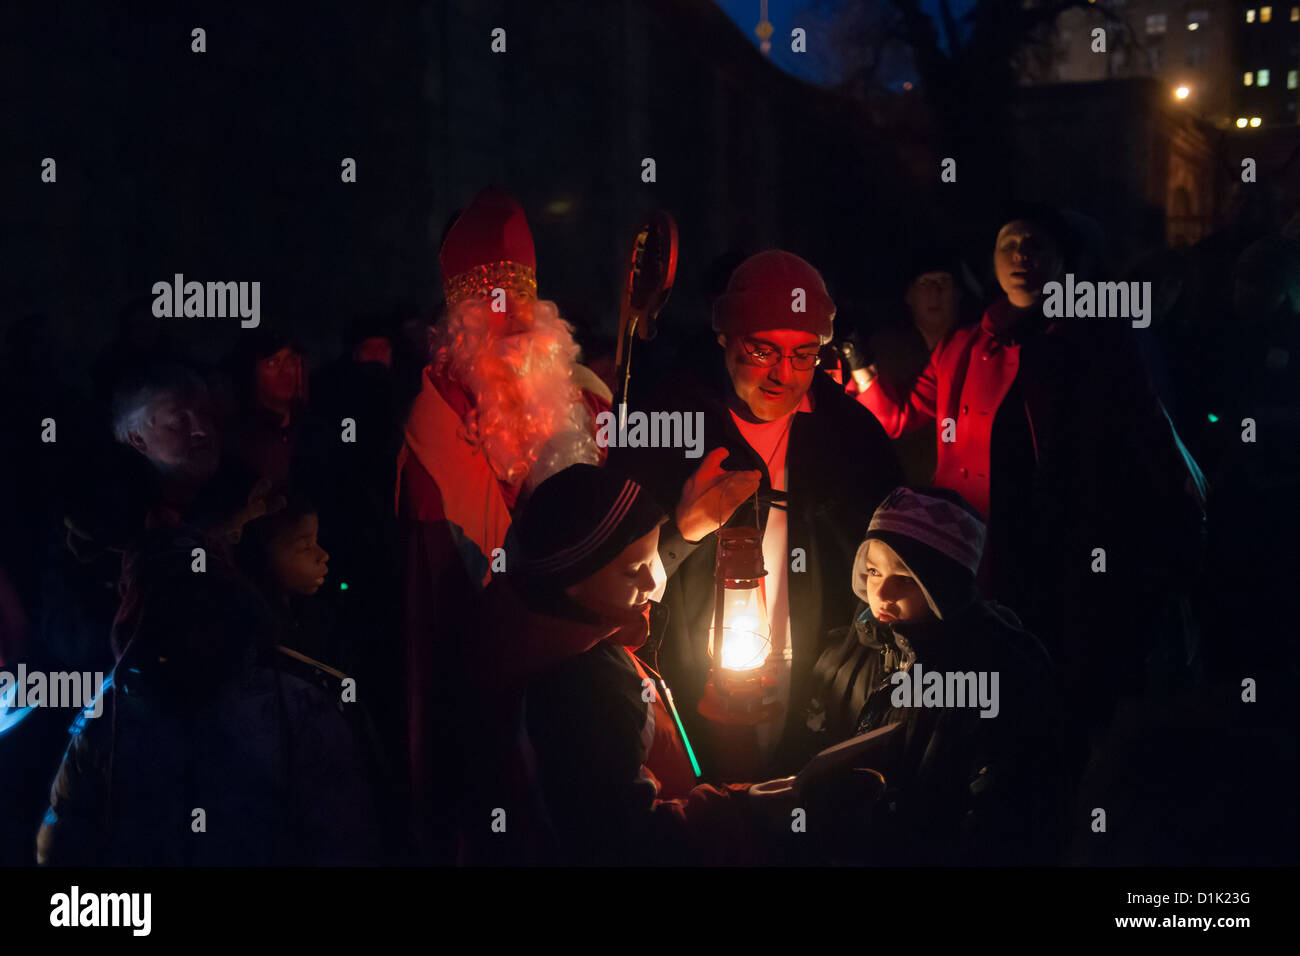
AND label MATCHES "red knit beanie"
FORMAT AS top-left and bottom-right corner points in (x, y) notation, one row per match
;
(712, 250), (835, 343)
